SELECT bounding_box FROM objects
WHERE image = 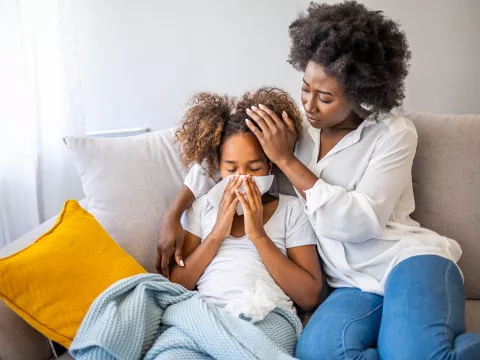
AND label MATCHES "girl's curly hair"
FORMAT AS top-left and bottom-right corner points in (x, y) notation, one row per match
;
(175, 87), (303, 178)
